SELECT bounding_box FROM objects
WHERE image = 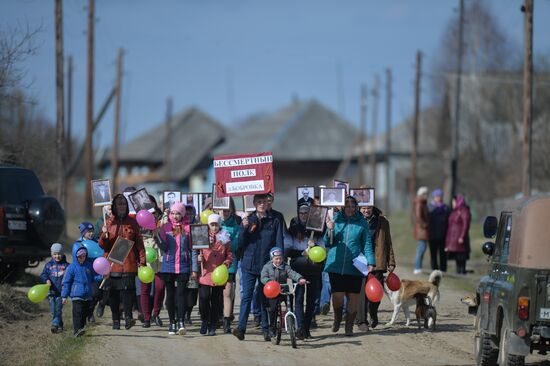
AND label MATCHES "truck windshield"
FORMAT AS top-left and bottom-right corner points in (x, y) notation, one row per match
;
(0, 169), (45, 204)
